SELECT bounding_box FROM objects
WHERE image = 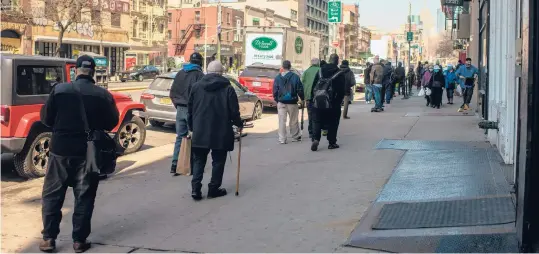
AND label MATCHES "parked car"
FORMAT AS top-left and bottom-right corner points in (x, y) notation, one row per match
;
(139, 72), (263, 127)
(0, 54), (148, 179)
(238, 63), (301, 108)
(120, 65), (160, 82)
(350, 66), (365, 92)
